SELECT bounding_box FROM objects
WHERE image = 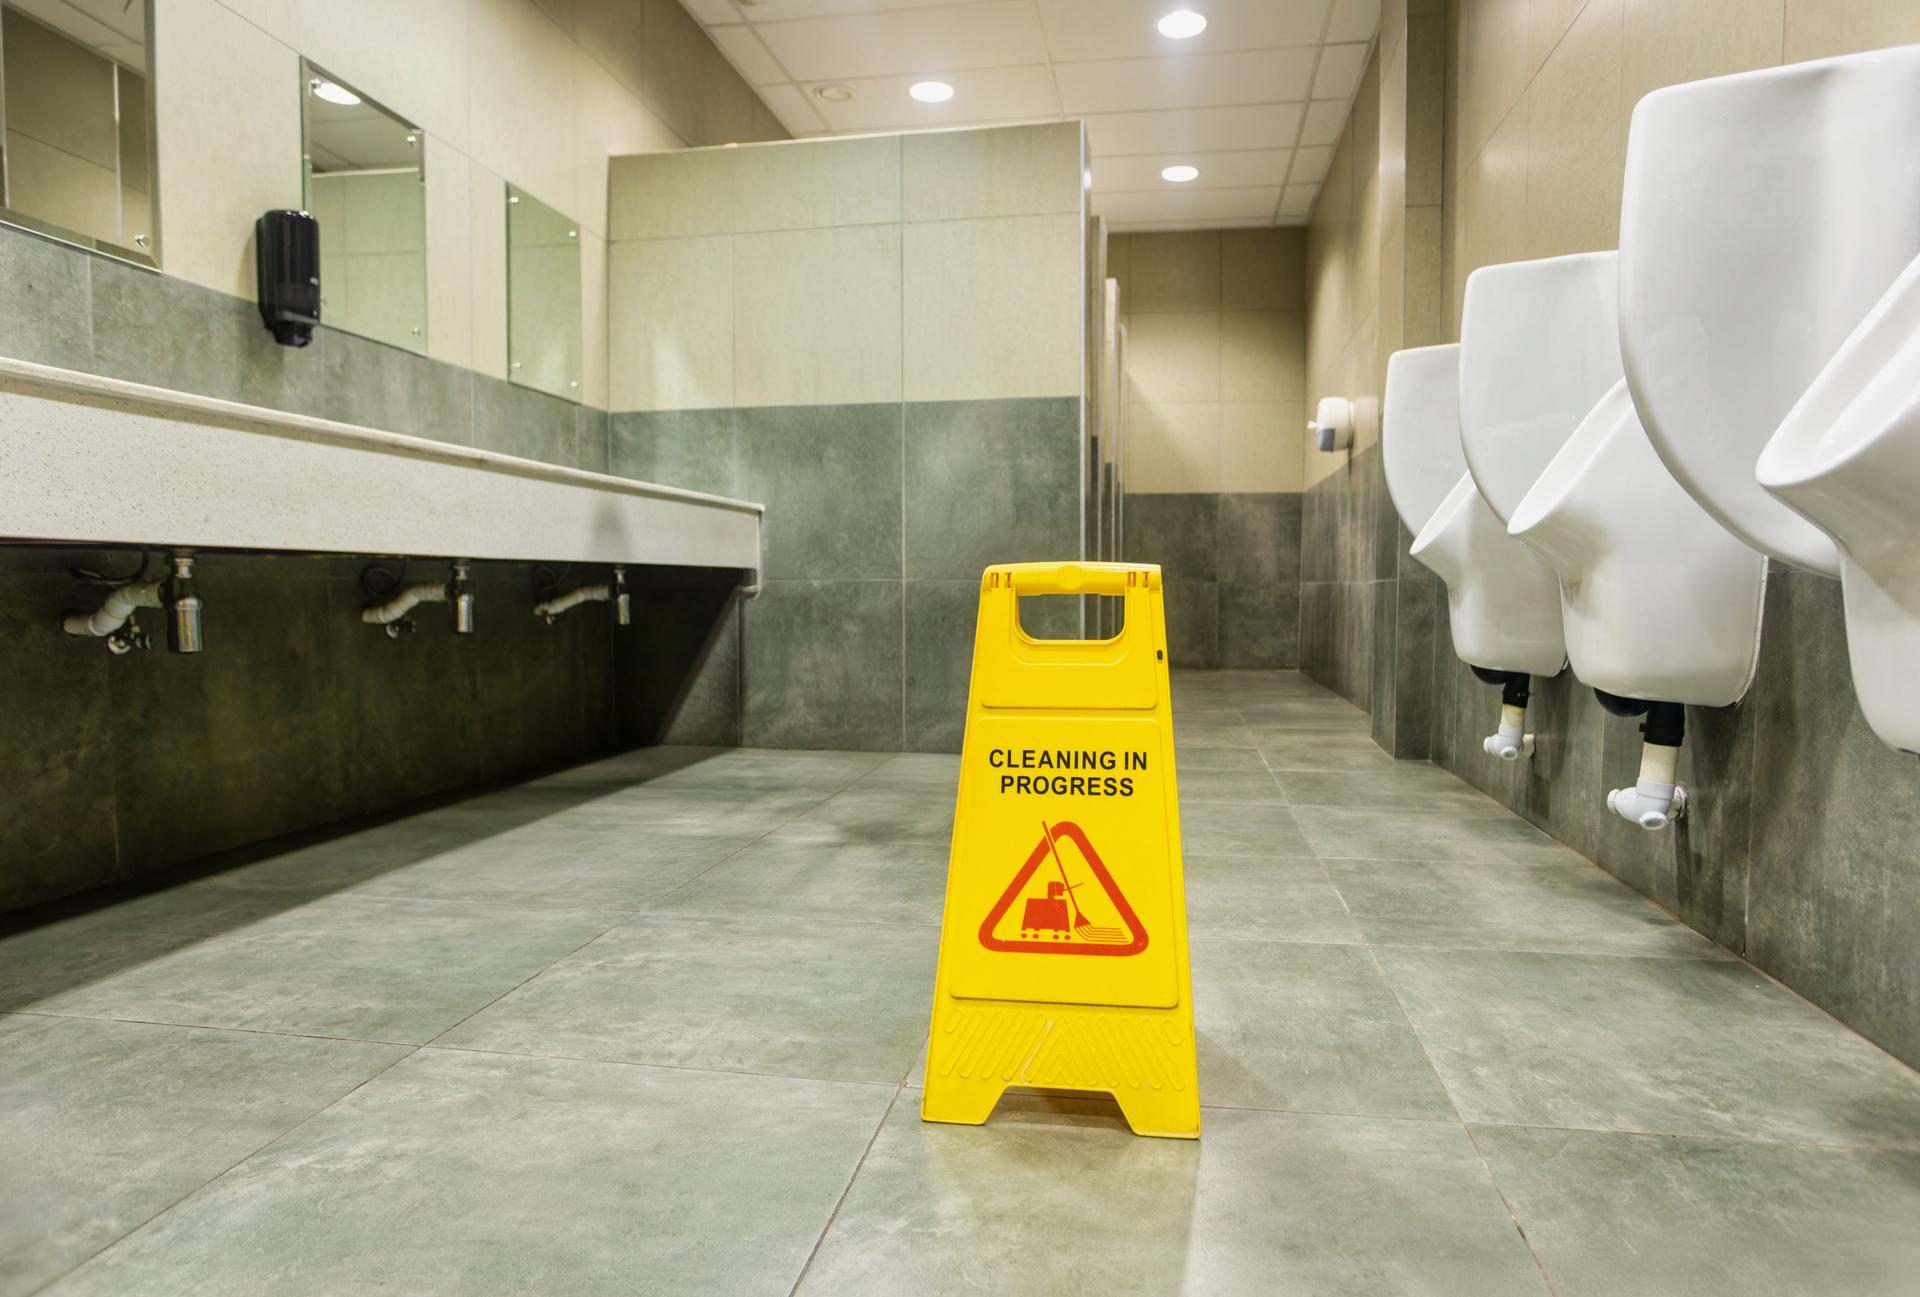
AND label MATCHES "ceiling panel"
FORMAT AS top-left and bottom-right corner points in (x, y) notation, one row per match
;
(1092, 185), (1283, 224)
(1278, 184), (1317, 219)
(671, 0), (1378, 230)
(755, 1), (1049, 81)
(754, 82), (830, 135)
(1084, 103), (1306, 157)
(710, 24), (789, 85)
(1288, 145), (1333, 185)
(1092, 149), (1292, 192)
(805, 65), (1061, 130)
(1037, 0), (1334, 61)
(1326, 0), (1383, 43)
(1312, 42), (1371, 99)
(1298, 99), (1350, 146)
(1054, 47), (1317, 115)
